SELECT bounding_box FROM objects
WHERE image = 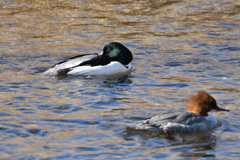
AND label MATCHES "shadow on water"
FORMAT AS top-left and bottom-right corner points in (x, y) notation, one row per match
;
(124, 125), (216, 142)
(123, 127), (218, 158)
(49, 72), (134, 88)
(121, 117), (232, 158)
